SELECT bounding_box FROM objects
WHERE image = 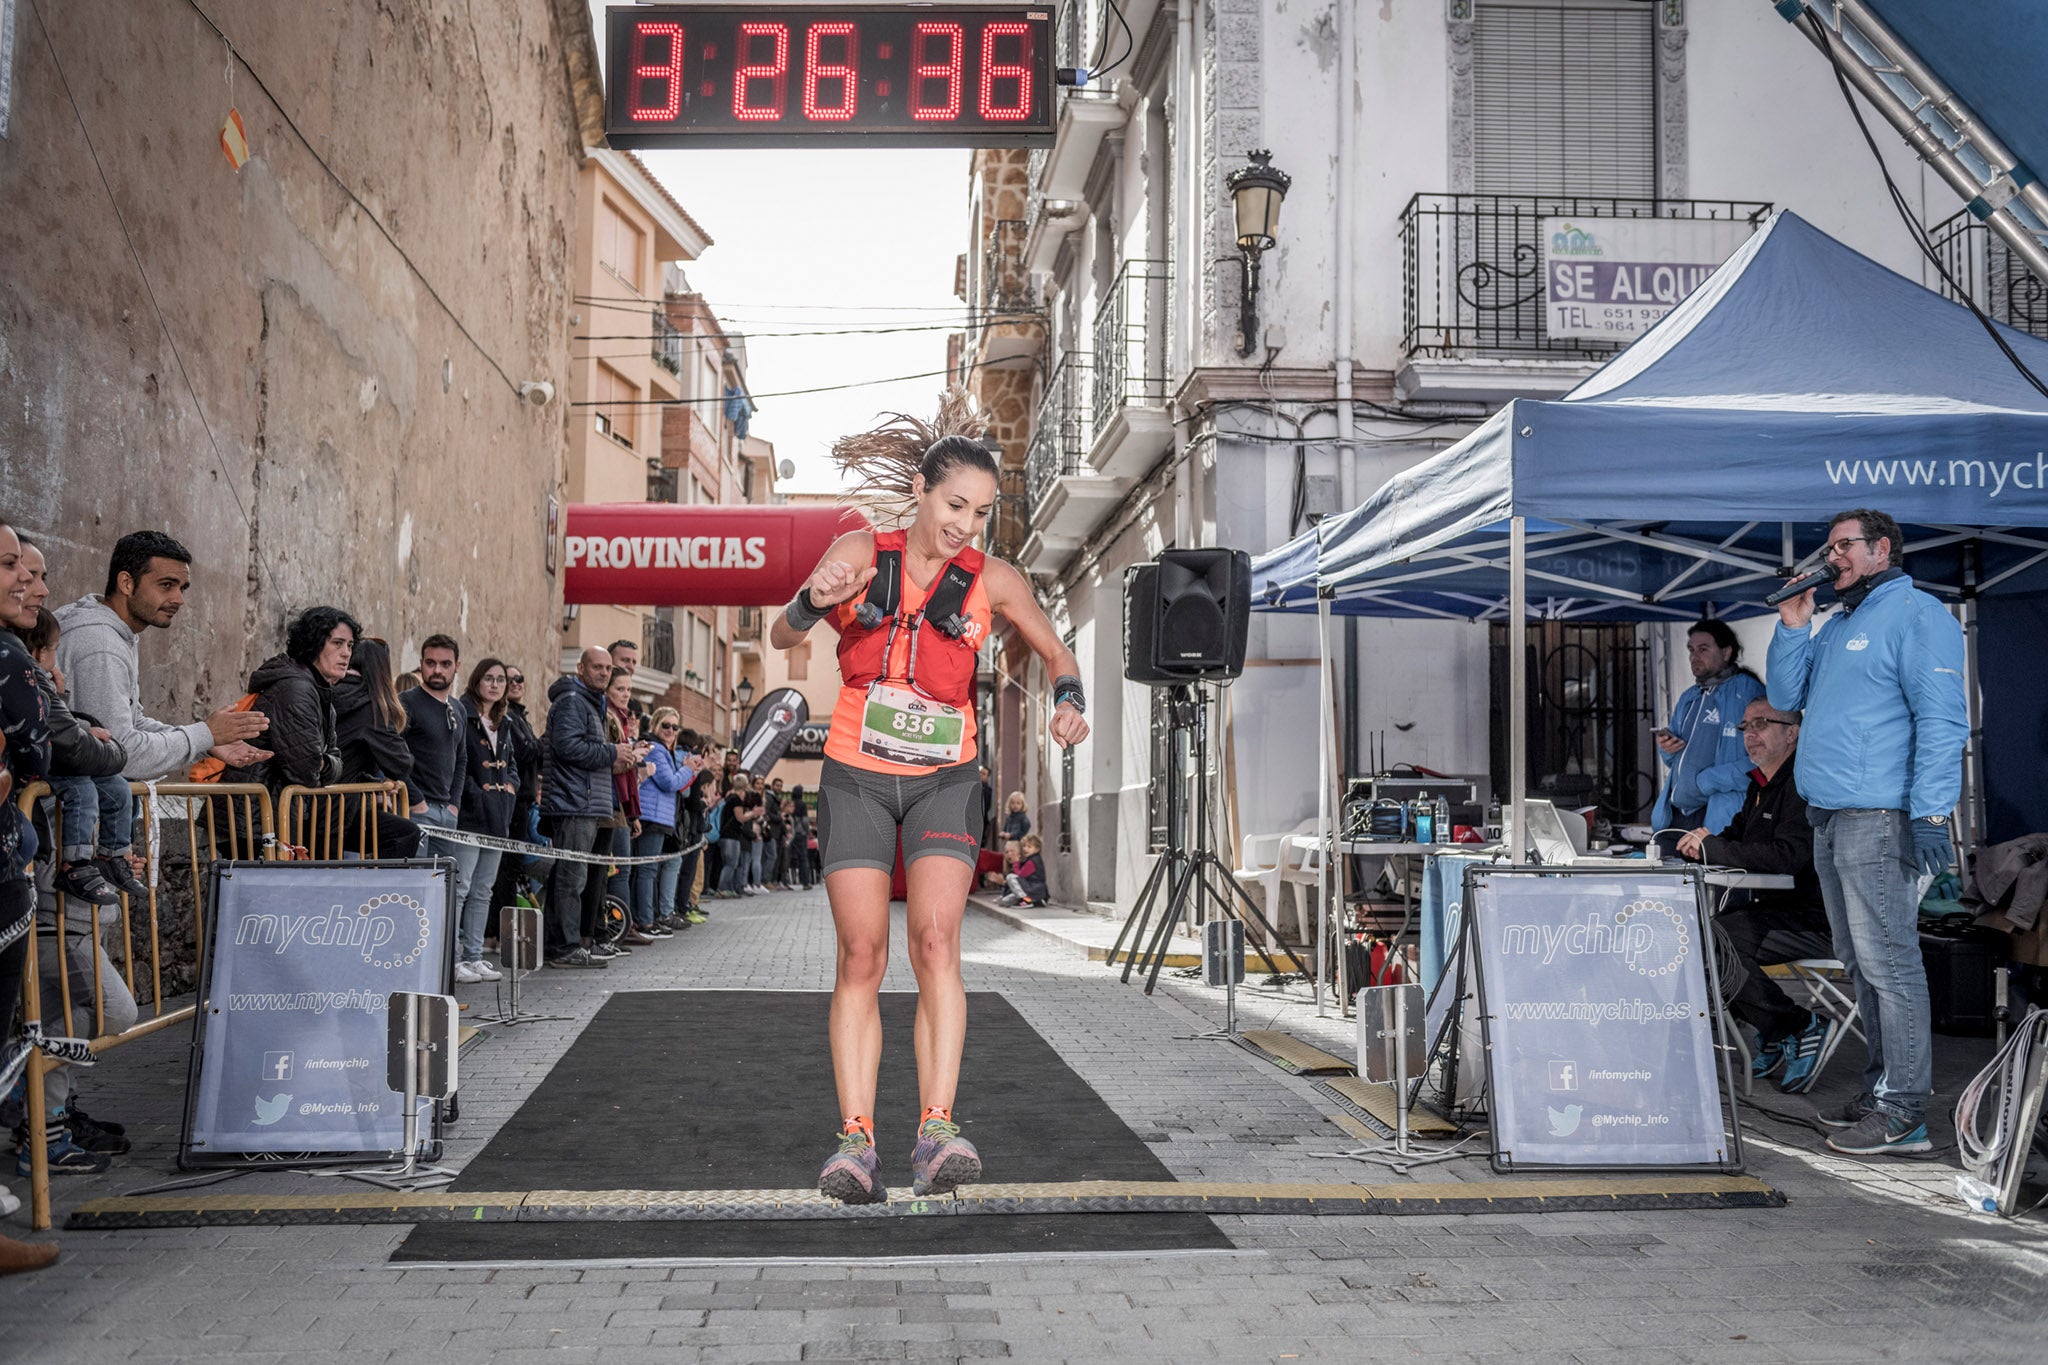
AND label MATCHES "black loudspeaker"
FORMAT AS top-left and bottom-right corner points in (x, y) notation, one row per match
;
(1123, 548), (1252, 684)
